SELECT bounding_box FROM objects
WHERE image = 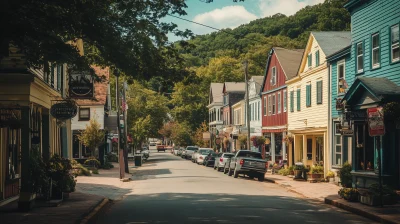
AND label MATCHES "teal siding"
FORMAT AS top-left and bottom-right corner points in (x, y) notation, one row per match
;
(330, 54), (352, 118)
(350, 0), (400, 85)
